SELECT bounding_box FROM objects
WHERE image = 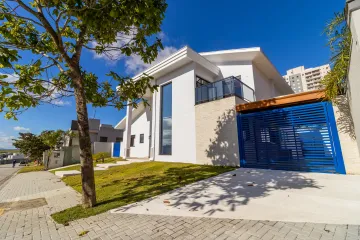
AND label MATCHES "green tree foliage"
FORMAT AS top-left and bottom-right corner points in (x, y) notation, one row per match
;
(322, 11), (351, 100)
(13, 132), (49, 162)
(0, 0), (167, 207)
